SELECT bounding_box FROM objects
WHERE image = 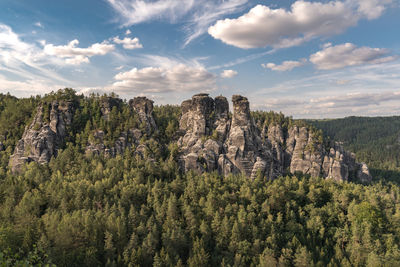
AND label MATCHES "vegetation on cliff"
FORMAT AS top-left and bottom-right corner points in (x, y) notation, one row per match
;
(0, 90), (399, 266)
